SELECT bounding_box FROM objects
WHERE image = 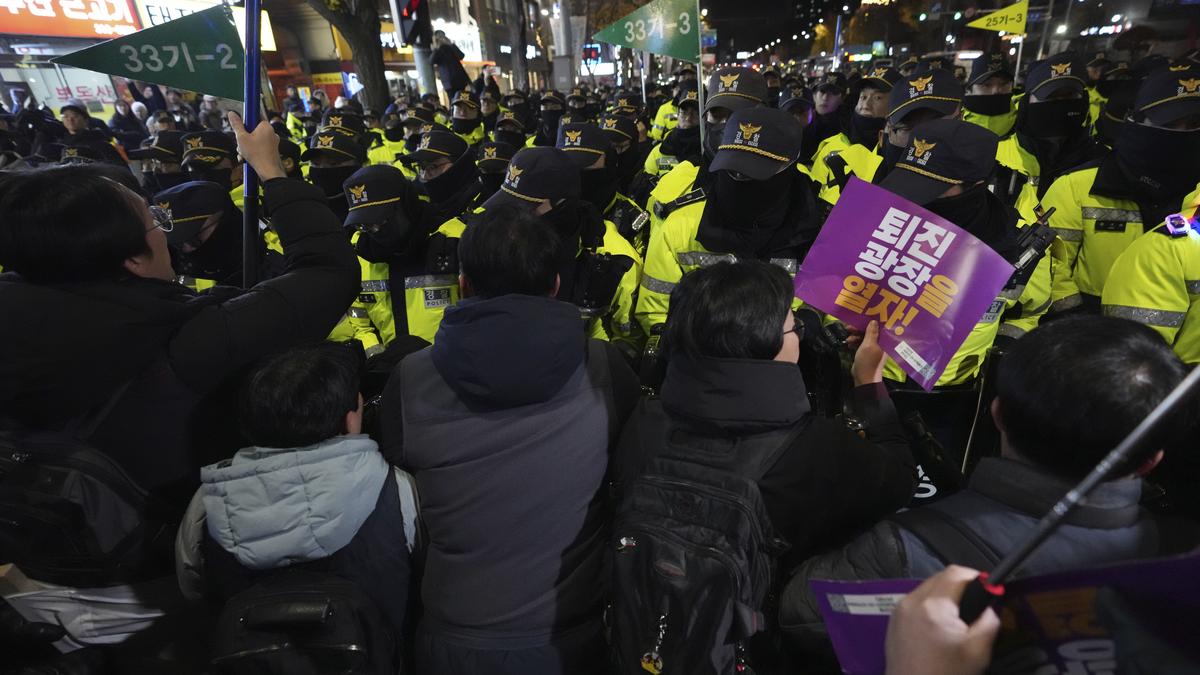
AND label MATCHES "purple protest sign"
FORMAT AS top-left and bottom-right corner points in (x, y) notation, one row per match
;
(811, 551), (1200, 675)
(794, 178), (1014, 390)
